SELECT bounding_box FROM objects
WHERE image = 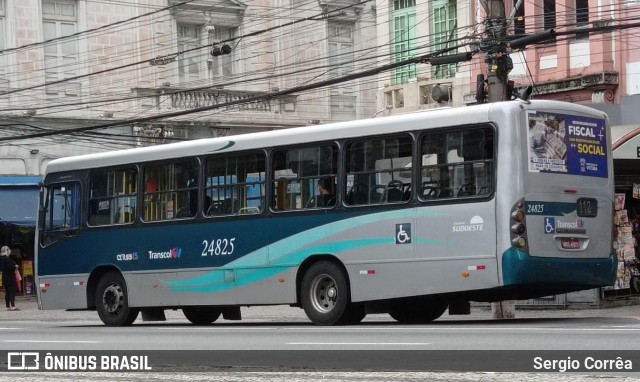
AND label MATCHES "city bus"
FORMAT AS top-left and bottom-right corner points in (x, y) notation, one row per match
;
(35, 99), (616, 326)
